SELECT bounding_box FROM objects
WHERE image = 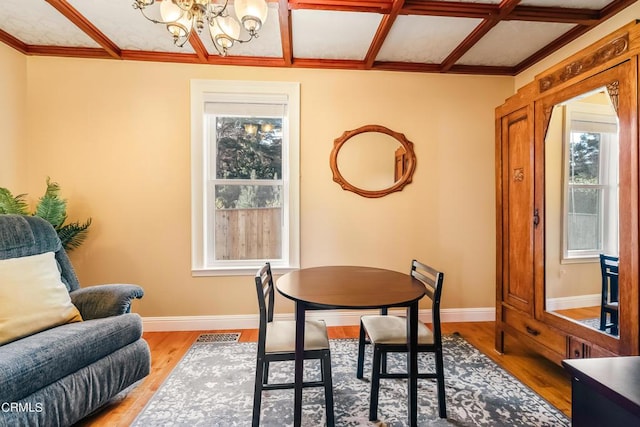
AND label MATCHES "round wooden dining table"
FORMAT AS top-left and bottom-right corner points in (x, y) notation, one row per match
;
(276, 266), (427, 427)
